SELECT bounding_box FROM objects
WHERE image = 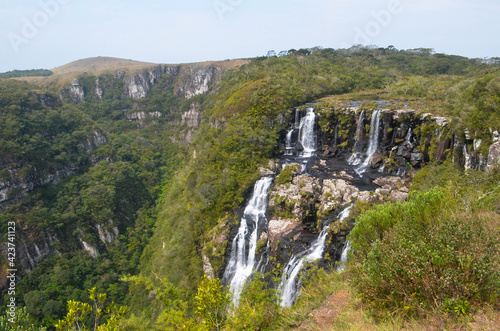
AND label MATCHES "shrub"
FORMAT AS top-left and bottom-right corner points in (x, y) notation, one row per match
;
(348, 189), (500, 317)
